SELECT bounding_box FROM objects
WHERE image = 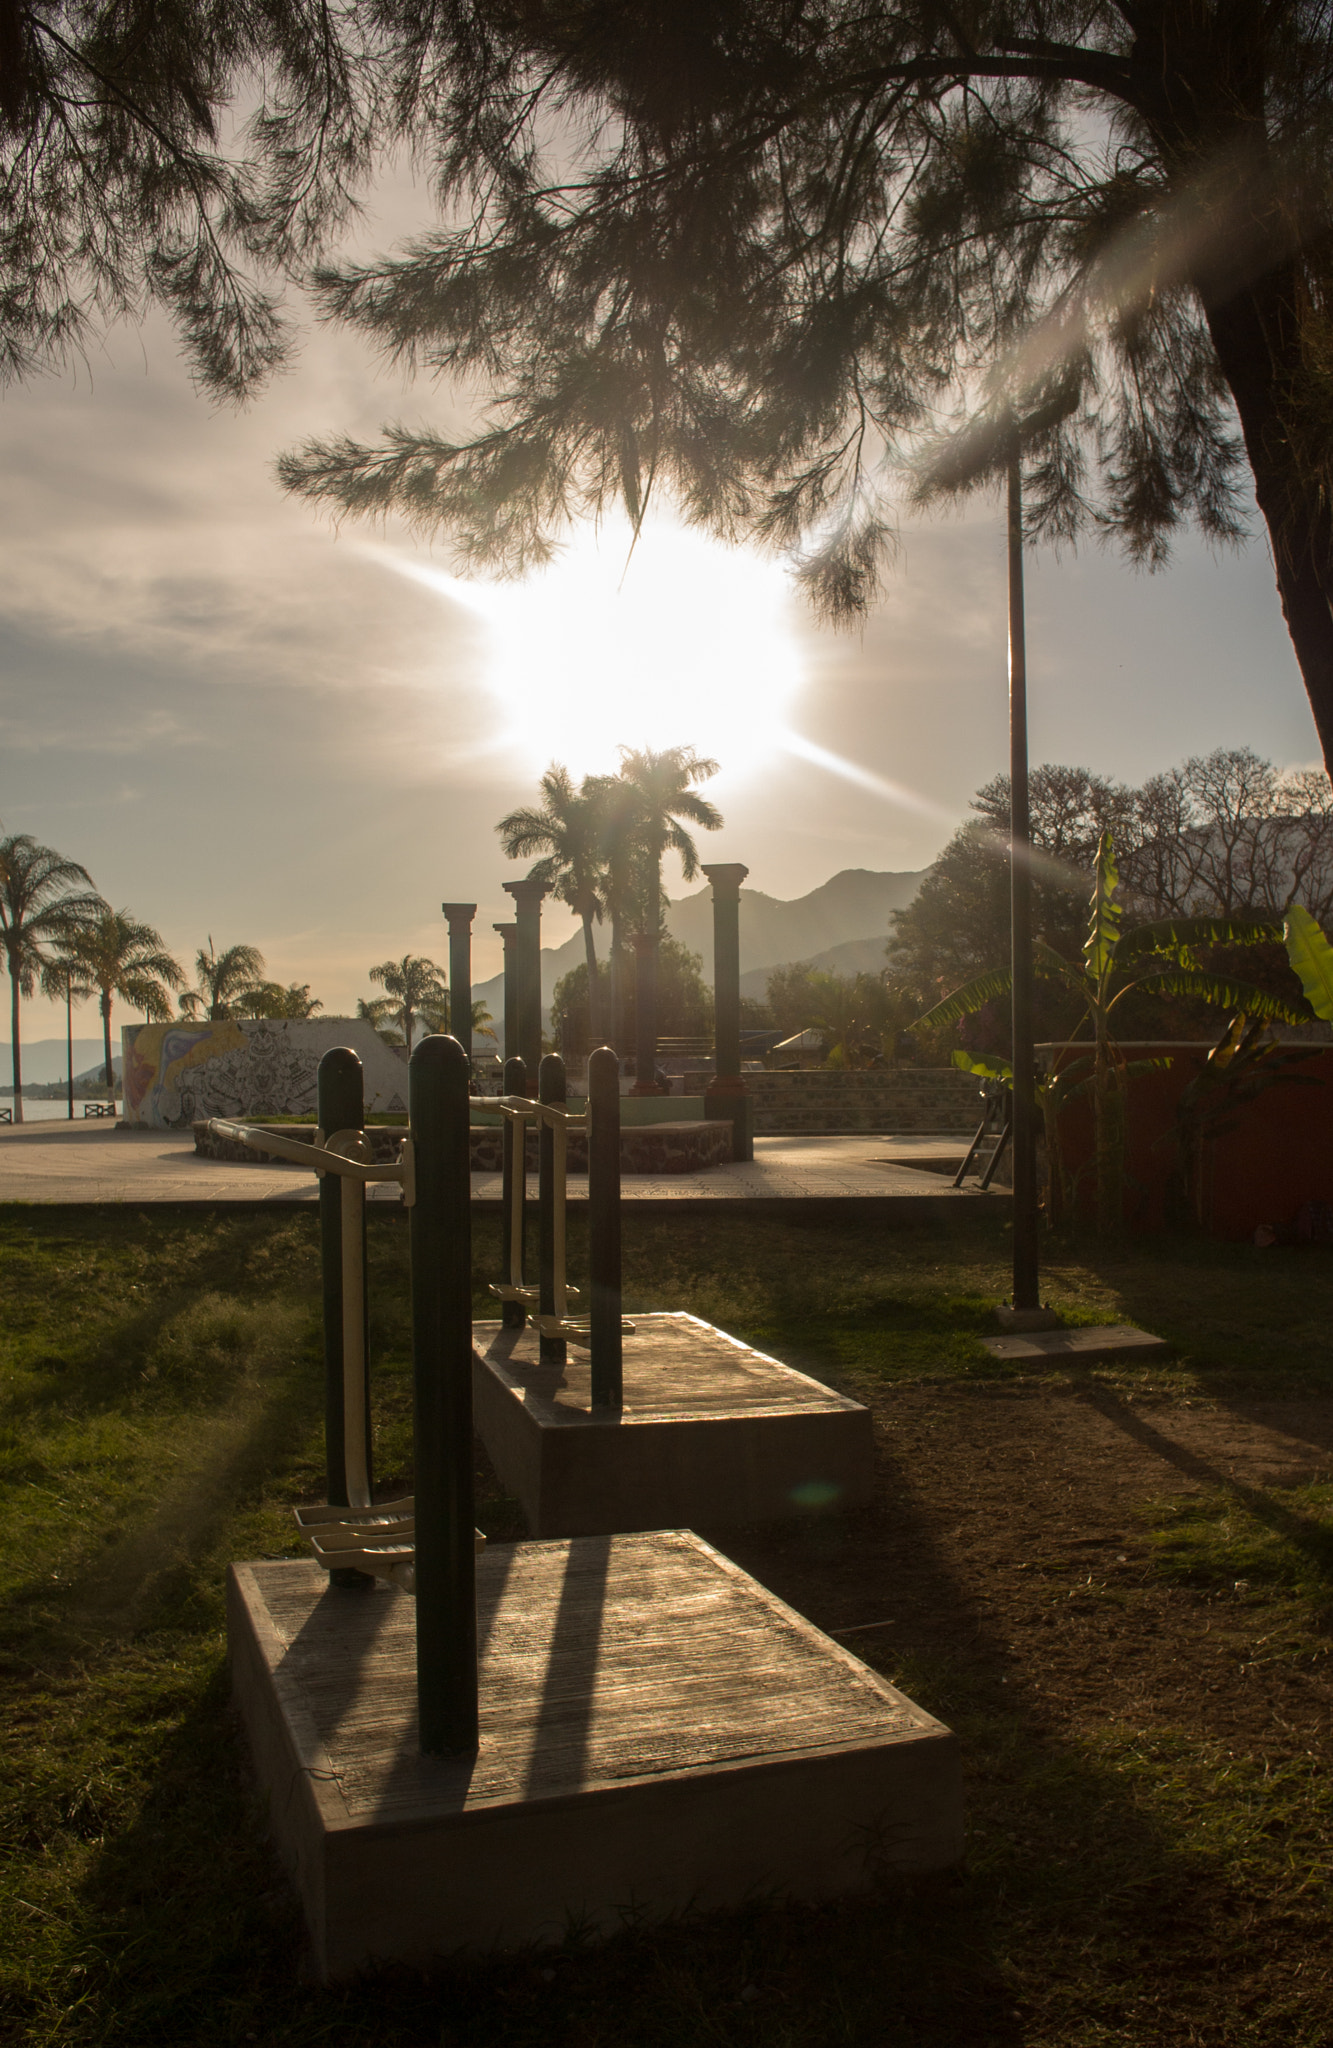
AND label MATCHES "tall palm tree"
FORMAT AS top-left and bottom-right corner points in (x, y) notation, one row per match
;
(0, 834), (103, 1120)
(44, 908), (184, 1091)
(497, 765), (608, 1039)
(615, 746), (724, 932)
(179, 940), (267, 1021)
(368, 955), (449, 1053)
